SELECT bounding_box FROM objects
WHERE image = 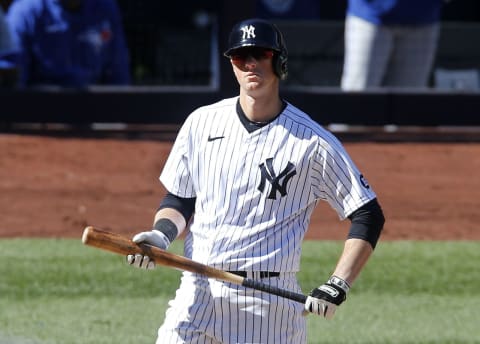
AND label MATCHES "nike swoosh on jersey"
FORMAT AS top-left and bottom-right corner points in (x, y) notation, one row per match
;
(207, 135), (225, 142)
